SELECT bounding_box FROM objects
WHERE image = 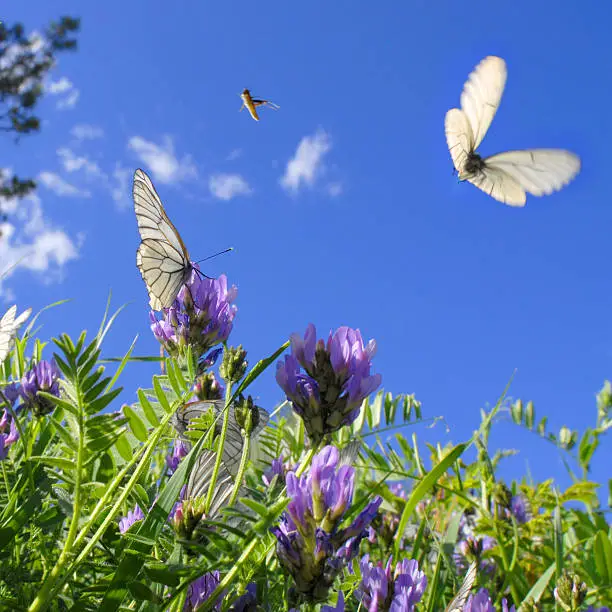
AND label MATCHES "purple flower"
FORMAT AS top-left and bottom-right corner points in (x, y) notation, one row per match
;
(0, 419), (19, 460)
(464, 588), (515, 612)
(585, 608), (611, 612)
(118, 504), (145, 534)
(271, 445), (382, 603)
(276, 324), (382, 445)
(184, 571), (223, 611)
(20, 360), (61, 417)
(262, 454), (296, 487)
(389, 482), (407, 500)
(455, 535), (496, 575)
(321, 591), (345, 612)
(357, 554), (427, 612)
(509, 495), (530, 524)
(229, 583), (258, 611)
(150, 269), (237, 361)
(166, 439), (189, 473)
(1, 383), (21, 409)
